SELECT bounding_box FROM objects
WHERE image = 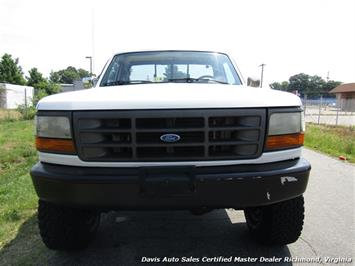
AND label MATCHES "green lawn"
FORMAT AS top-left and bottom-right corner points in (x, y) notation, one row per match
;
(0, 120), (54, 265)
(0, 120), (353, 264)
(0, 120), (38, 247)
(304, 123), (355, 163)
